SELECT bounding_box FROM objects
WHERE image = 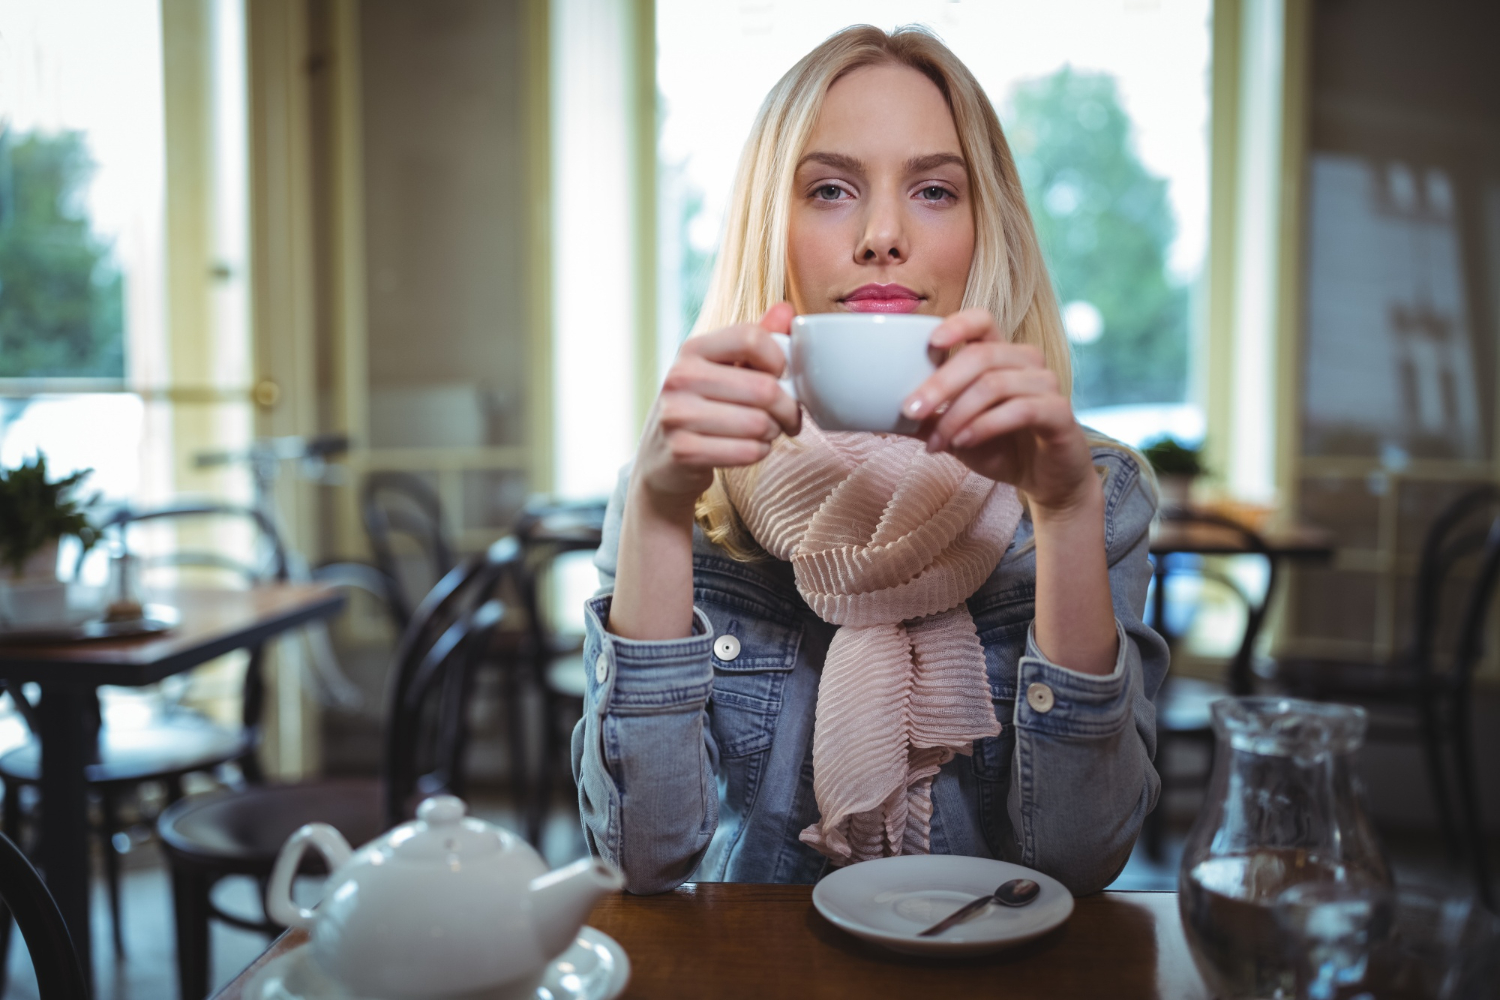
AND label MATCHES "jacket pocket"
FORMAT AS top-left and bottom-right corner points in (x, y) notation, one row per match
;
(972, 716), (1017, 859)
(696, 588), (802, 759)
